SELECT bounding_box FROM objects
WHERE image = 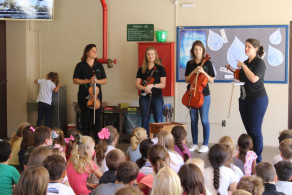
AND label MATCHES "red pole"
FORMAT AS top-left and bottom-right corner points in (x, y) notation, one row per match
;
(100, 0), (107, 60)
